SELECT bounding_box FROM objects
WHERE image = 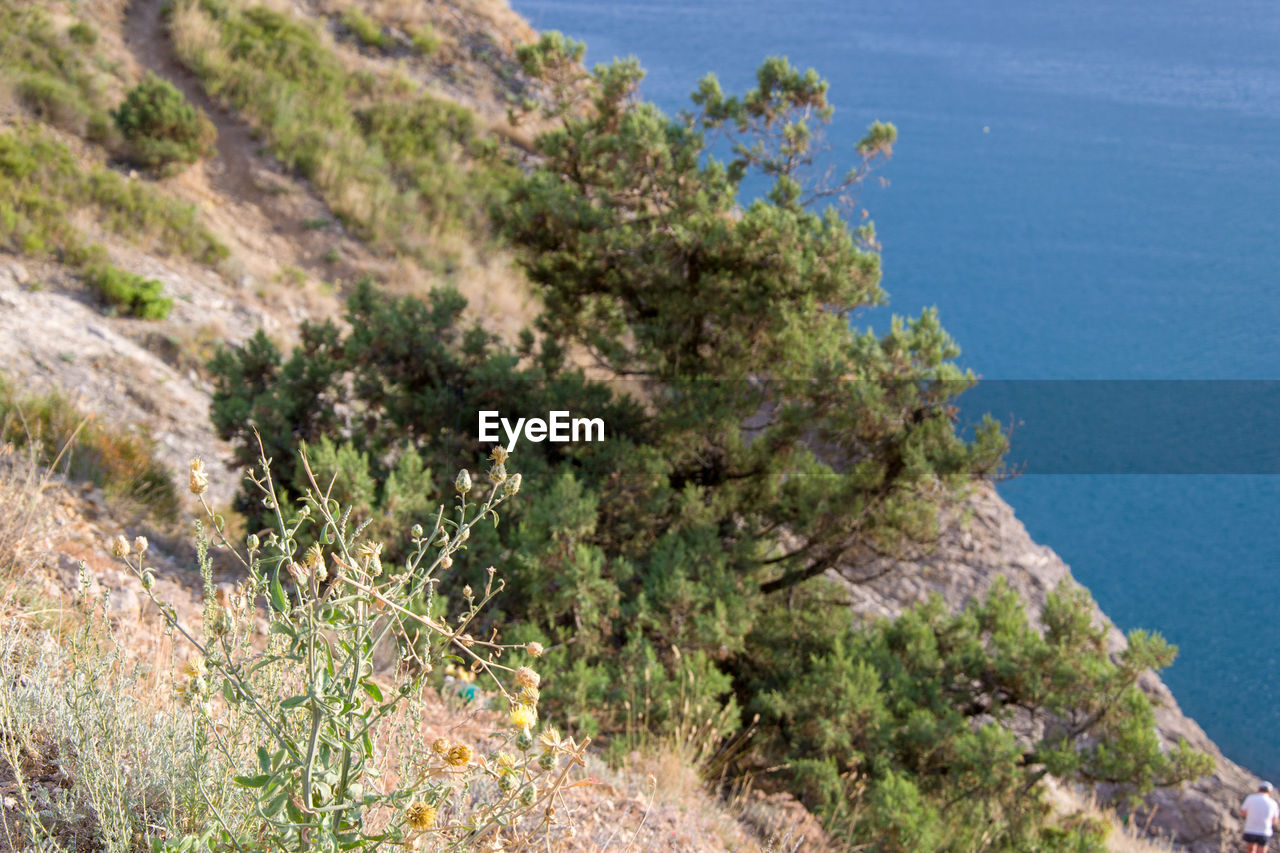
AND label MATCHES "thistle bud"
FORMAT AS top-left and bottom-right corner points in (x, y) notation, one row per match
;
(133, 536), (149, 555)
(246, 533), (260, 550)
(189, 458), (208, 495)
(141, 570), (156, 591)
(411, 523), (424, 539)
(489, 462), (507, 484)
(455, 469), (472, 494)
(520, 783), (537, 807)
(462, 585), (473, 599)
(504, 472), (522, 497)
